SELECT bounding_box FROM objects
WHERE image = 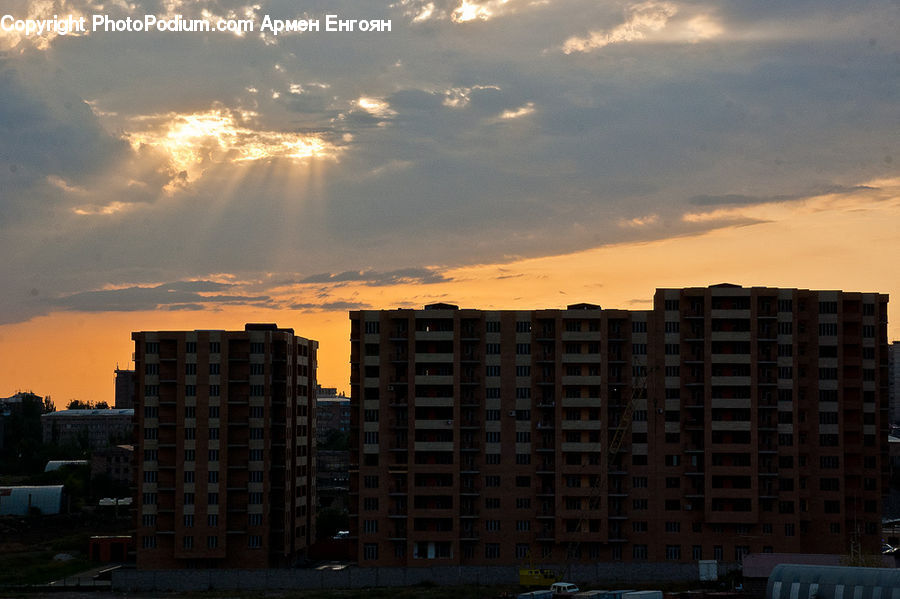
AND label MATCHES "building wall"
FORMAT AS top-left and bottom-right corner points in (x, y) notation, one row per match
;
(889, 342), (899, 426)
(133, 324), (317, 569)
(91, 444), (134, 485)
(348, 286), (889, 567)
(116, 369), (136, 410)
(41, 410), (134, 449)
